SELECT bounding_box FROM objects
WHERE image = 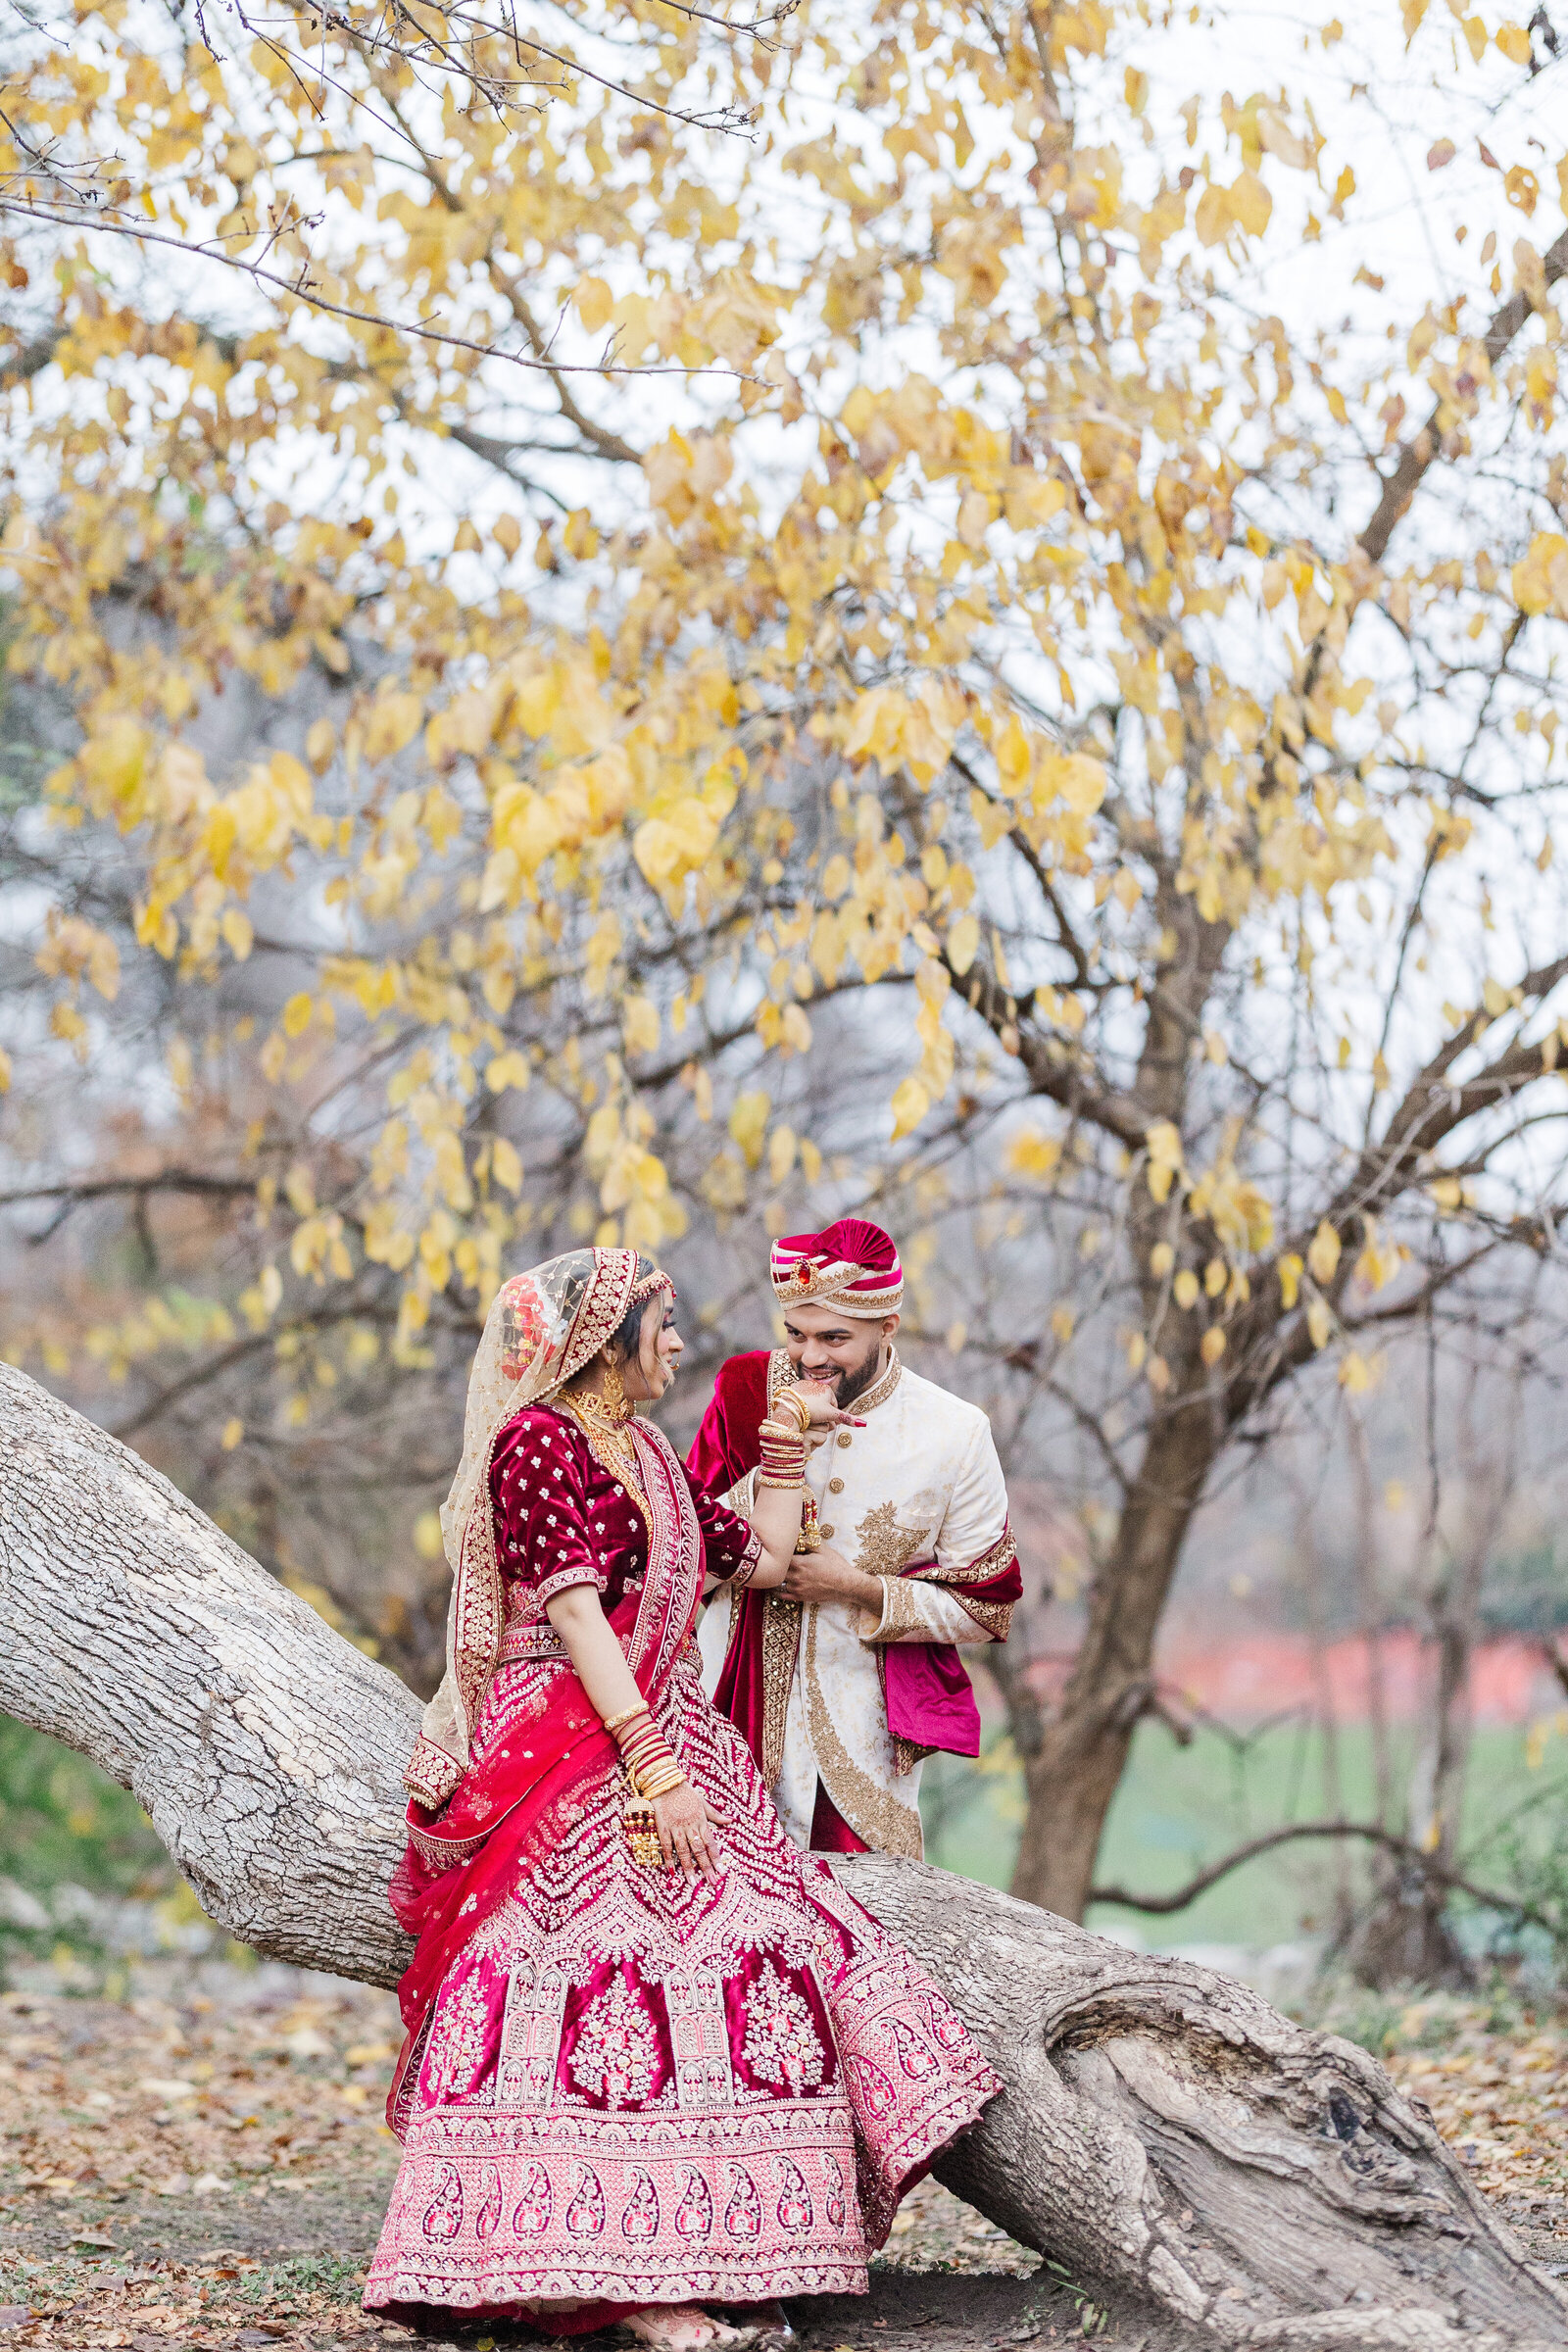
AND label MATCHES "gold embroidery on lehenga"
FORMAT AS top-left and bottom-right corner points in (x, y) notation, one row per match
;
(664, 1970), (735, 2111)
(760, 1592), (803, 1789)
(496, 1964), (568, 2110)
